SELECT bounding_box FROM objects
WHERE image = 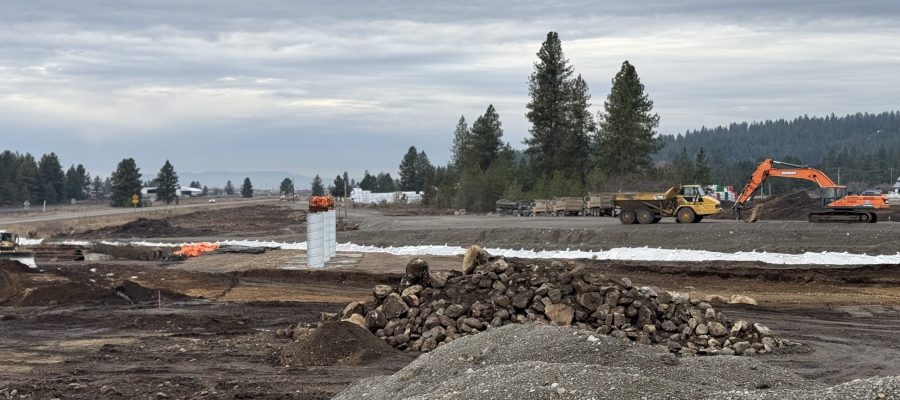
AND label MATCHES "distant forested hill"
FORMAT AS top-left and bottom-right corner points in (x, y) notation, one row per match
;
(658, 111), (900, 189)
